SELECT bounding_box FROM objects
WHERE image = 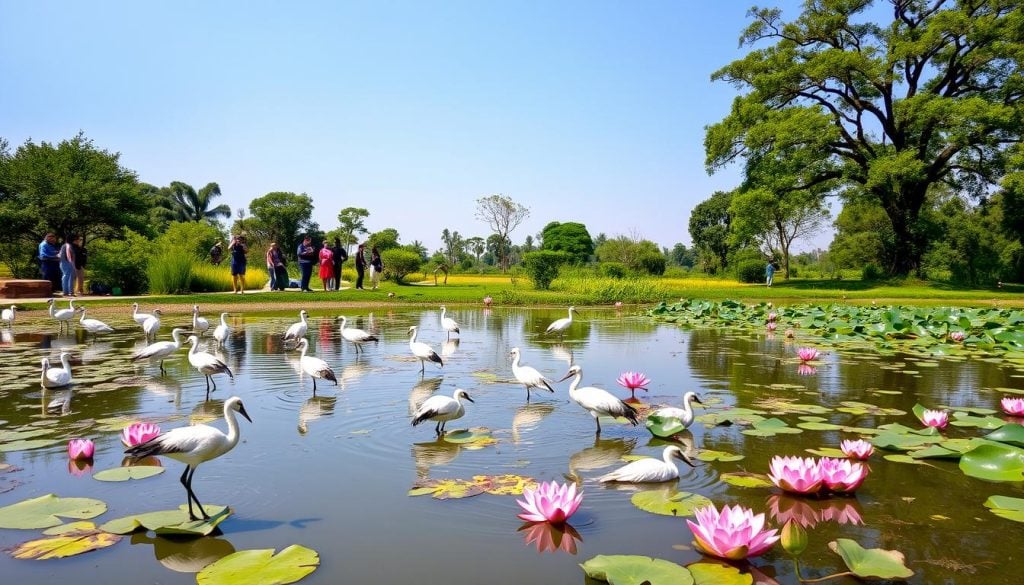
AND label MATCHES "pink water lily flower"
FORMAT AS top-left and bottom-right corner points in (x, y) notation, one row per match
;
(840, 439), (874, 460)
(516, 481), (583, 524)
(483, 296), (492, 307)
(949, 331), (966, 342)
(614, 301), (623, 309)
(687, 503), (780, 560)
(768, 456), (823, 495)
(616, 371), (650, 398)
(121, 422), (161, 447)
(922, 409), (949, 429)
(67, 438), (94, 461)
(796, 364), (817, 376)
(767, 312), (777, 322)
(797, 347), (820, 362)
(766, 322), (778, 332)
(818, 457), (869, 493)
(1001, 397), (1024, 416)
